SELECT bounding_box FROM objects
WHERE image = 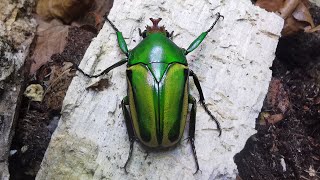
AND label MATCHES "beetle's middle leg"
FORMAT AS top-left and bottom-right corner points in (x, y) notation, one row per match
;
(189, 70), (222, 136)
(121, 96), (135, 173)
